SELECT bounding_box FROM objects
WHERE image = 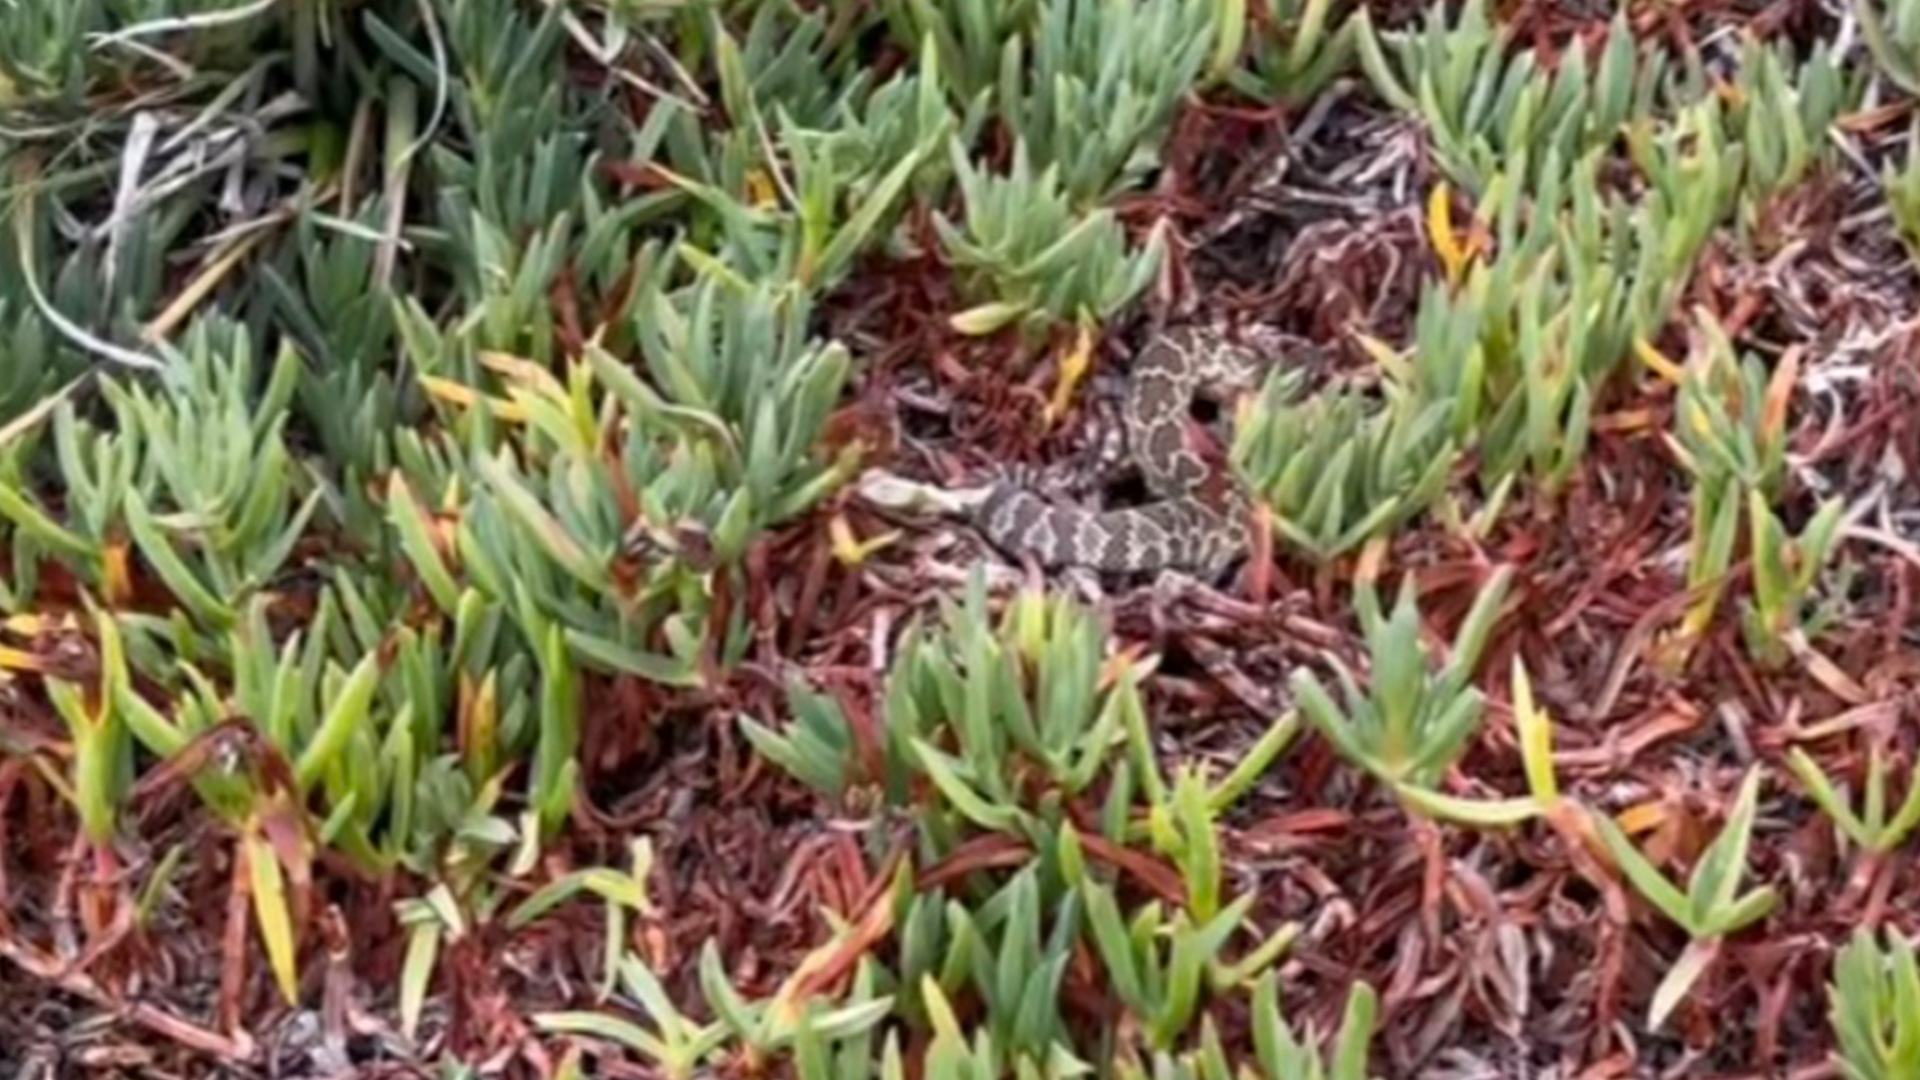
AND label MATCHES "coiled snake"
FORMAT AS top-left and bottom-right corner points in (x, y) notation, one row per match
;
(861, 326), (1267, 575)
